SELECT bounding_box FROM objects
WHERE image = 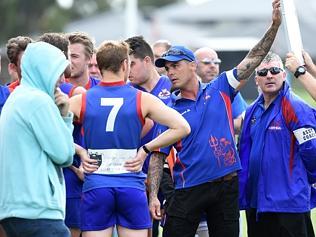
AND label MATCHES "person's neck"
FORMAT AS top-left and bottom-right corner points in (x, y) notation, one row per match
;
(101, 71), (124, 83)
(180, 75), (199, 100)
(263, 93), (278, 109)
(139, 69), (160, 92)
(68, 71), (89, 87)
